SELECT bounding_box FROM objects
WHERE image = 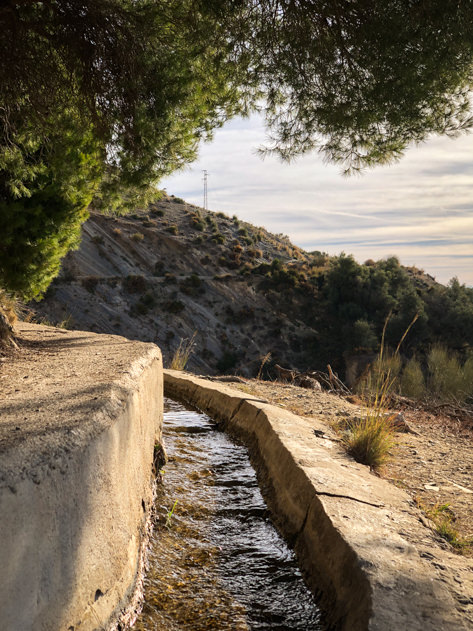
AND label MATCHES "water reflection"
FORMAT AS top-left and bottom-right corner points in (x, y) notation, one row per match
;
(134, 399), (324, 631)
